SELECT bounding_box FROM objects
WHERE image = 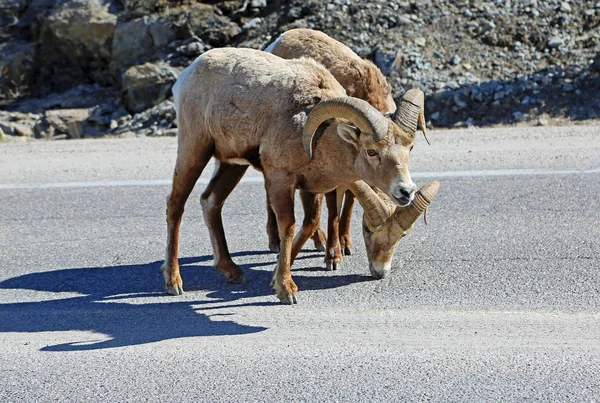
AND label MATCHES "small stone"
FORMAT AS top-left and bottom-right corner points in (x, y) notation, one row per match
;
(250, 0), (266, 8)
(243, 17), (261, 30)
(463, 8), (473, 17)
(288, 7), (303, 20)
(449, 55), (461, 65)
(512, 111), (525, 122)
(548, 37), (564, 48)
(560, 2), (571, 12)
(415, 37), (426, 47)
(453, 93), (468, 109)
(537, 117), (549, 126)
(430, 111), (440, 120)
(110, 120), (119, 130)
